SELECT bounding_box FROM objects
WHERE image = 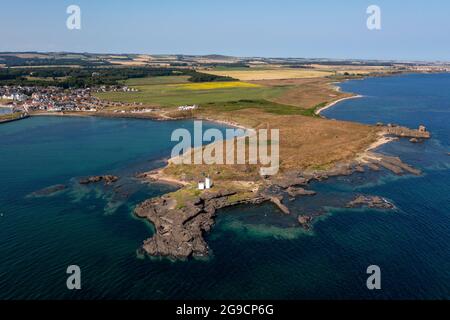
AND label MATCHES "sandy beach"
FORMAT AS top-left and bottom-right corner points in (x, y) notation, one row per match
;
(315, 94), (363, 116)
(141, 168), (190, 187)
(356, 132), (398, 163)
